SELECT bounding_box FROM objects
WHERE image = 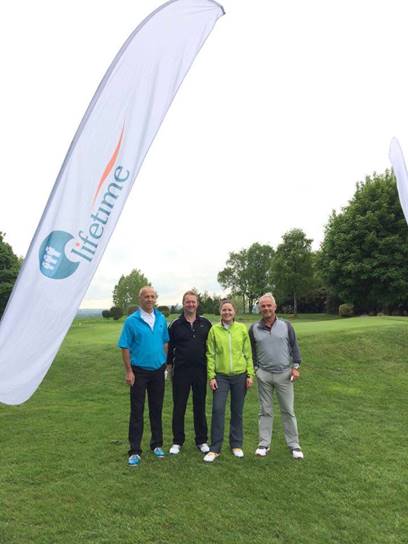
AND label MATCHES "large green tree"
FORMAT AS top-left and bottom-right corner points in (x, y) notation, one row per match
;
(0, 232), (20, 317)
(112, 268), (150, 312)
(272, 229), (314, 314)
(218, 242), (274, 312)
(217, 249), (247, 309)
(319, 171), (408, 313)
